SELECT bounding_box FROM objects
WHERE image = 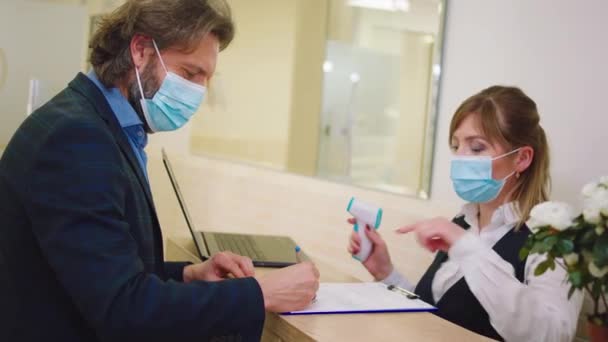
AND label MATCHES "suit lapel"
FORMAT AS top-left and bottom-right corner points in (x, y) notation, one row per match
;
(112, 127), (157, 209)
(68, 73), (157, 215)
